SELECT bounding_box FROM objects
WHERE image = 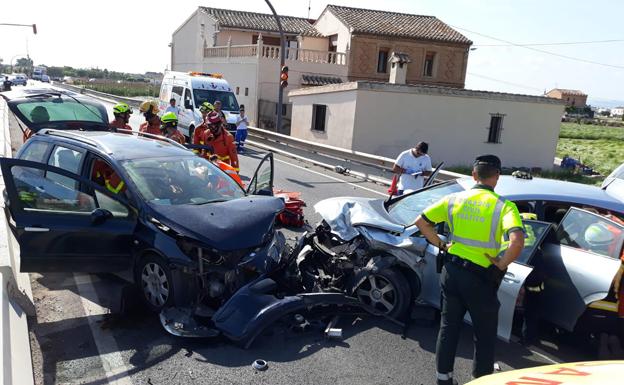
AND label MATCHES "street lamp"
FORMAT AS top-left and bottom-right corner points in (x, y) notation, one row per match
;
(0, 23), (37, 34)
(264, 0), (286, 133)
